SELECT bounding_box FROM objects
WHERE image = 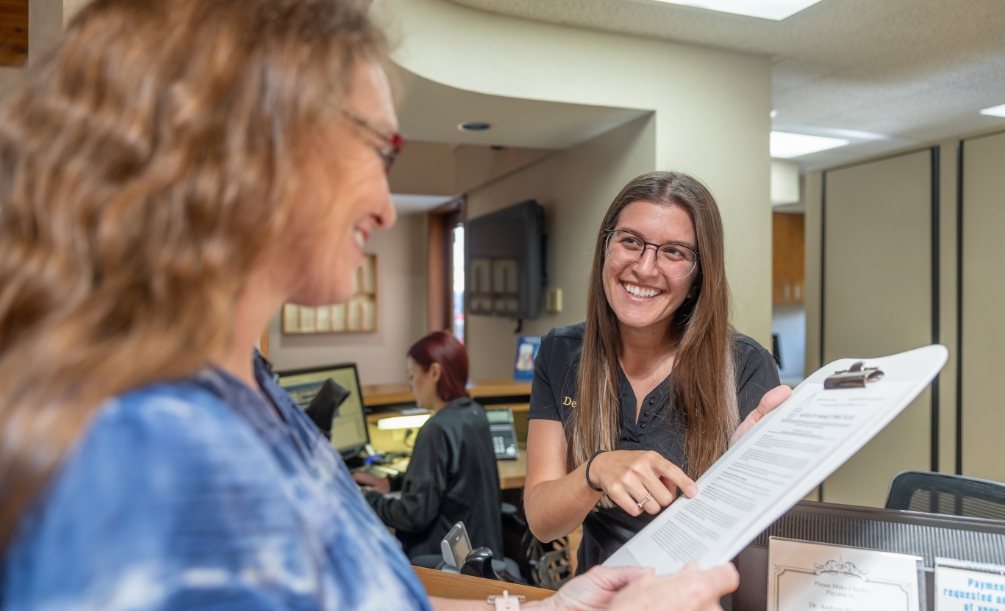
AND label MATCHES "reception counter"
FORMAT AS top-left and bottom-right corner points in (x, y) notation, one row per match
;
(362, 379), (532, 410)
(414, 566), (551, 602)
